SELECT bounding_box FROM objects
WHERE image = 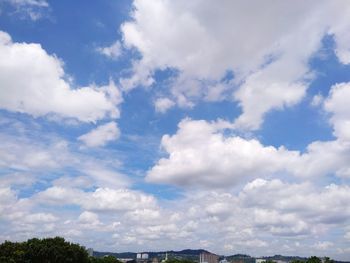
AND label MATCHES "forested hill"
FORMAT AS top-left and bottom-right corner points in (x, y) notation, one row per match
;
(94, 249), (210, 259)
